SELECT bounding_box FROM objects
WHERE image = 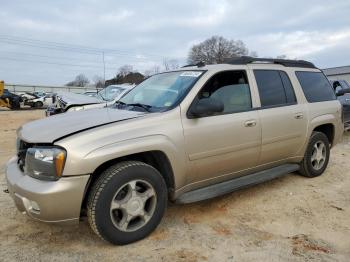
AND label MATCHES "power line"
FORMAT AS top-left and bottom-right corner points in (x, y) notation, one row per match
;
(0, 35), (166, 59)
(0, 39), (164, 62)
(0, 56), (123, 70)
(0, 50), (103, 64)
